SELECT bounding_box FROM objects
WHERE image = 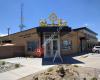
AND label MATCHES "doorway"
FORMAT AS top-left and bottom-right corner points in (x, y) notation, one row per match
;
(43, 33), (60, 57)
